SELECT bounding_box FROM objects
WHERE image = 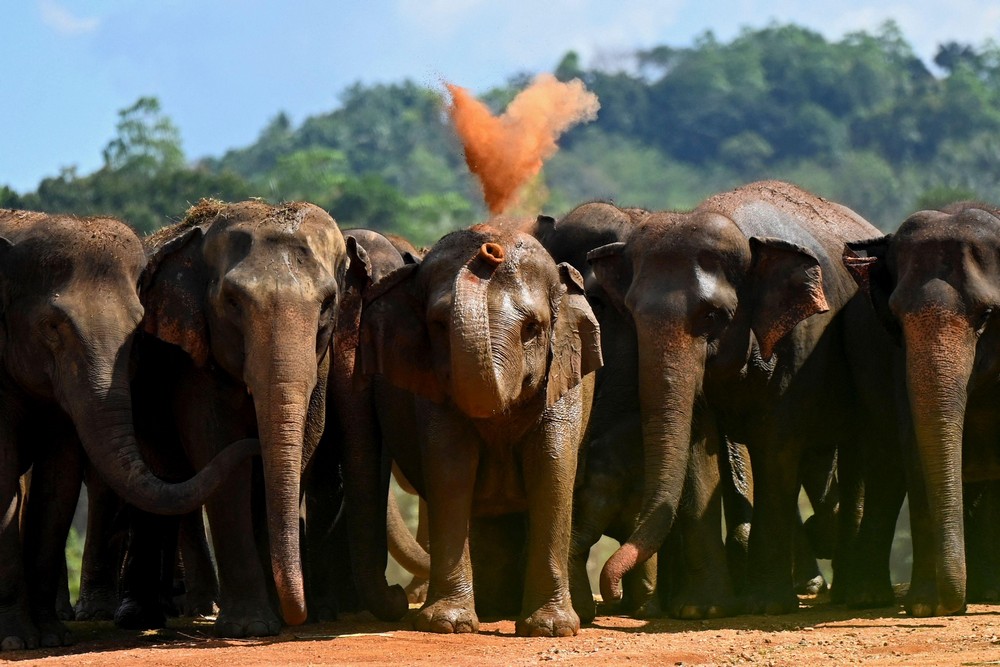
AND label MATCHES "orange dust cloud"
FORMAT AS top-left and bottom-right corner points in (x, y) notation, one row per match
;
(446, 74), (600, 215)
